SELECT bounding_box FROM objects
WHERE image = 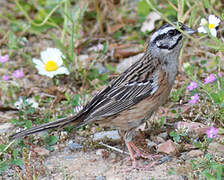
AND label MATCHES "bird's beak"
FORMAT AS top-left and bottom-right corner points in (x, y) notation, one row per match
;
(183, 25), (196, 34)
